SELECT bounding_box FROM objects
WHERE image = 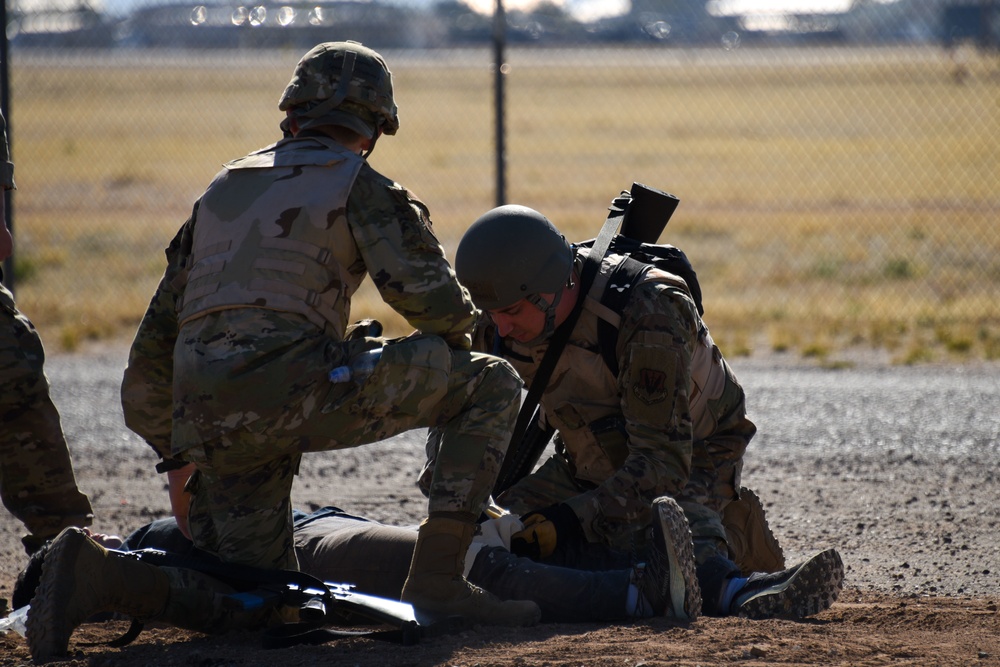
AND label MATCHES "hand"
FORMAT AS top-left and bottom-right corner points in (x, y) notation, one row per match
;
(82, 528), (124, 549)
(510, 503), (582, 560)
